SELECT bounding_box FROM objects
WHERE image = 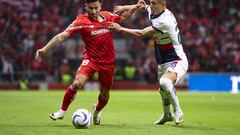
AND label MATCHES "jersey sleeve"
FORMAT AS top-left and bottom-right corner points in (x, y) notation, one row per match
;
(64, 16), (82, 35)
(146, 5), (152, 16)
(104, 11), (121, 23)
(110, 12), (121, 23)
(145, 5), (150, 11)
(152, 20), (169, 33)
(152, 15), (175, 33)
